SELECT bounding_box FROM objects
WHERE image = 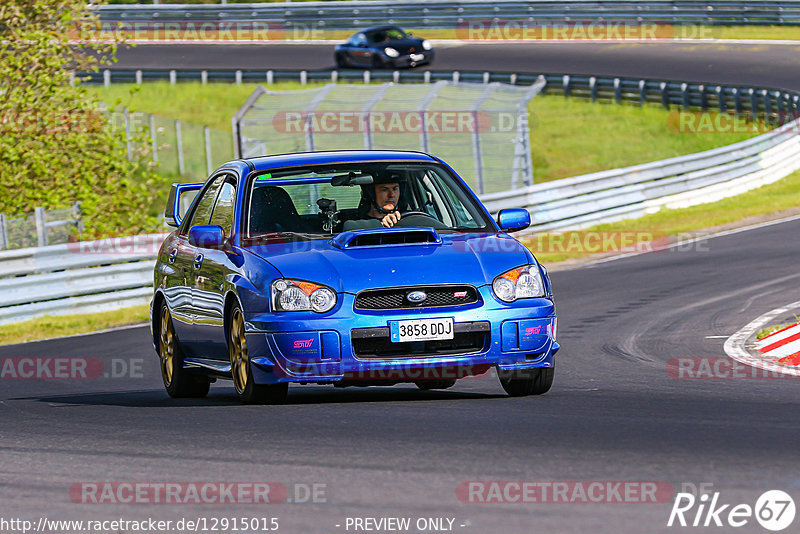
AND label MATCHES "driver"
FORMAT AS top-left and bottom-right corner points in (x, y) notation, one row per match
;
(358, 174), (405, 228)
